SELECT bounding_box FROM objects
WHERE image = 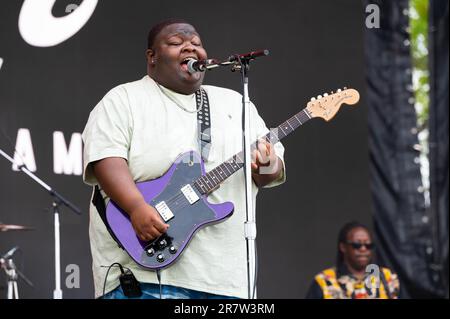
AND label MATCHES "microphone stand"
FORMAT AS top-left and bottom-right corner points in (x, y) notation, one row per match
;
(0, 147), (81, 299)
(3, 258), (19, 299)
(1, 255), (34, 299)
(192, 50), (269, 299)
(241, 58), (257, 300)
(230, 50), (269, 299)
